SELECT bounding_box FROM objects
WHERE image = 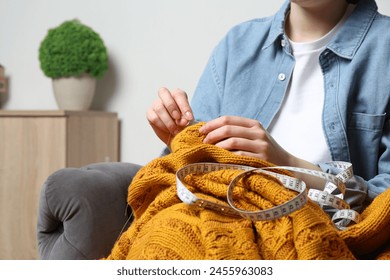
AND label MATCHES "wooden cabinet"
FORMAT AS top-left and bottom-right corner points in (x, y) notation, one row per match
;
(0, 110), (119, 259)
